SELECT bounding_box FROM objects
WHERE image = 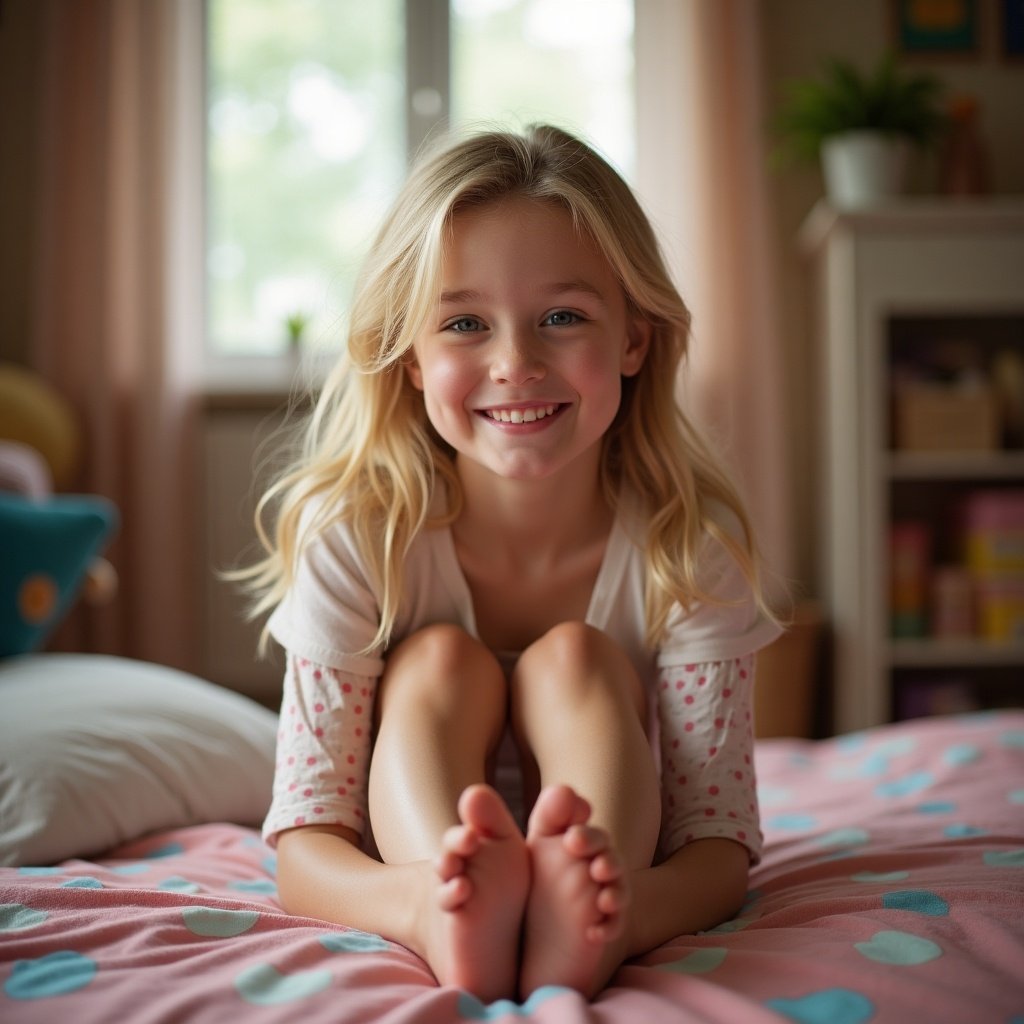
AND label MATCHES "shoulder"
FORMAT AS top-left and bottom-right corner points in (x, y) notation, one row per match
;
(268, 495), (443, 671)
(693, 500), (755, 599)
(626, 494), (781, 665)
(617, 488), (748, 591)
(284, 493), (374, 593)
